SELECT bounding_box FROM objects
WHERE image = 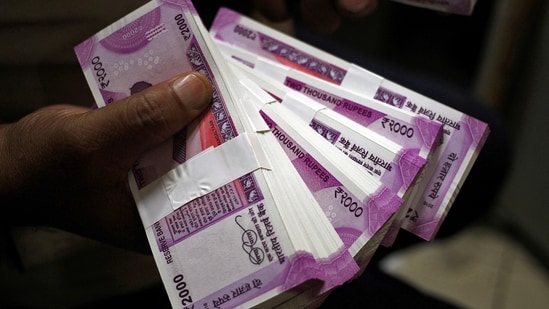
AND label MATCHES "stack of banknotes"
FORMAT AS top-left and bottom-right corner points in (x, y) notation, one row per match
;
(74, 1), (489, 308)
(393, 0), (478, 15)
